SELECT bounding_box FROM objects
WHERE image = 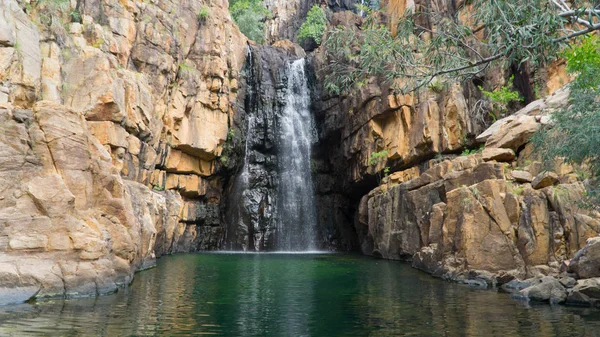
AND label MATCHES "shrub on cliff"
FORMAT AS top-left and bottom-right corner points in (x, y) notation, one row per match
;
(230, 0), (270, 43)
(322, 1), (600, 94)
(533, 36), (600, 206)
(298, 5), (328, 46)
